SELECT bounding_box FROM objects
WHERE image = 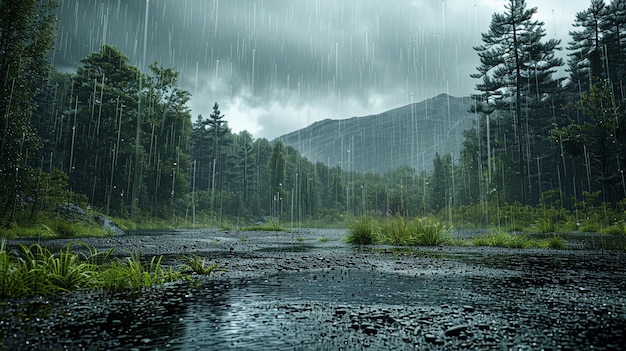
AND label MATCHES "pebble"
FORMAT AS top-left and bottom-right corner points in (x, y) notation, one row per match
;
(445, 324), (469, 337)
